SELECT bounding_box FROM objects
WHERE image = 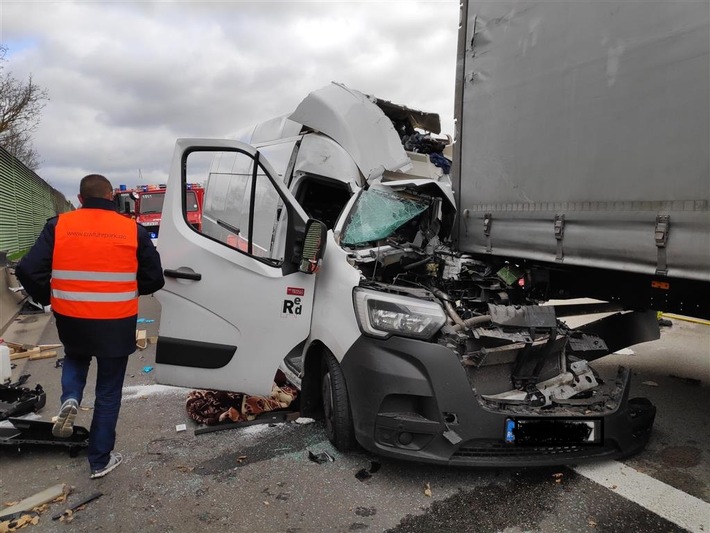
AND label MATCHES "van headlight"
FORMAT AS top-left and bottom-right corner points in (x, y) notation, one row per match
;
(353, 288), (446, 340)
